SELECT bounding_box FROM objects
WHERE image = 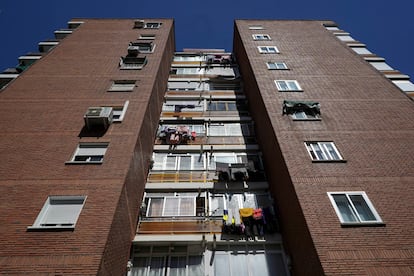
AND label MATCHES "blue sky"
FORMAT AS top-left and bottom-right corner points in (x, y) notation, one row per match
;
(0, 0), (413, 78)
